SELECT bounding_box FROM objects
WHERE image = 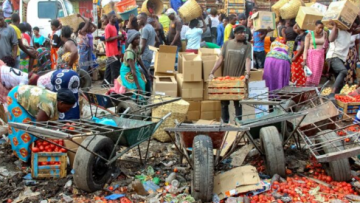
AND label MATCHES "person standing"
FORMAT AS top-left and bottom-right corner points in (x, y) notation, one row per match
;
(344, 24), (360, 85)
(217, 14), (227, 46)
(137, 13), (155, 71)
(302, 20), (328, 86)
(284, 19), (298, 57)
(209, 8), (219, 43)
(0, 11), (18, 61)
(159, 5), (170, 35)
(50, 19), (63, 69)
(32, 27), (46, 46)
(224, 14), (237, 43)
(291, 24), (306, 86)
(185, 17), (207, 54)
(327, 19), (360, 94)
(166, 9), (182, 63)
(253, 30), (267, 69)
(104, 13), (122, 85)
(209, 26), (252, 123)
(10, 14), (36, 69)
(76, 14), (97, 72)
